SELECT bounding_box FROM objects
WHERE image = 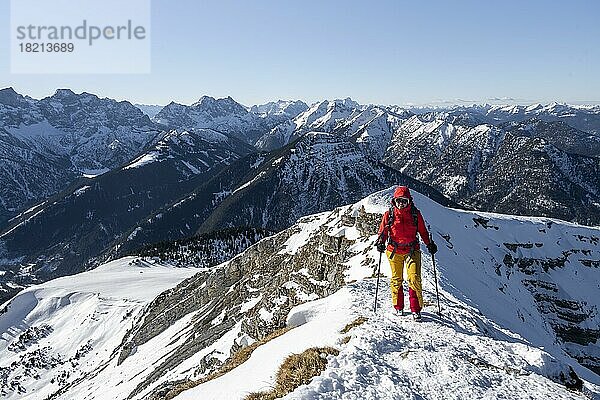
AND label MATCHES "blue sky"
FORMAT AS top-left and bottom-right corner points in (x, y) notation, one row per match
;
(1, 0), (599, 106)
